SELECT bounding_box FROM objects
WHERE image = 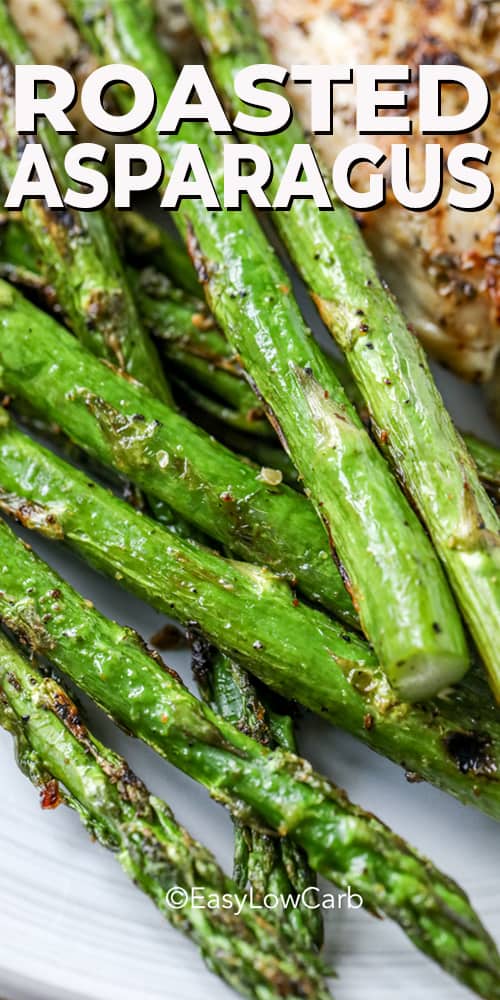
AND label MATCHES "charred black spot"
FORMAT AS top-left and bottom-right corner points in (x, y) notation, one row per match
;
(188, 630), (217, 689)
(52, 691), (86, 739)
(115, 764), (141, 789)
(444, 731), (497, 776)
